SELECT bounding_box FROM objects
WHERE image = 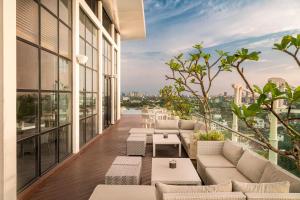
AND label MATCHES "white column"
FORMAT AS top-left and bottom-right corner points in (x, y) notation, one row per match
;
(98, 1), (103, 22)
(98, 1), (103, 133)
(110, 24), (115, 124)
(117, 33), (121, 120)
(72, 0), (80, 153)
(232, 84), (242, 142)
(0, 0), (17, 199)
(269, 100), (278, 164)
